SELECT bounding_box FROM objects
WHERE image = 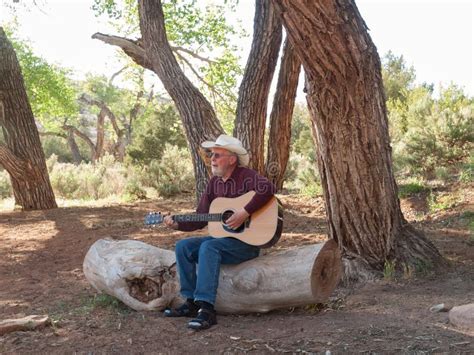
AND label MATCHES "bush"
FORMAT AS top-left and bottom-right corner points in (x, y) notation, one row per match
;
(123, 178), (147, 201)
(459, 153), (473, 183)
(135, 144), (195, 198)
(391, 85), (474, 179)
(126, 104), (187, 165)
(49, 162), (81, 199)
(284, 153), (322, 197)
(42, 136), (73, 162)
(48, 154), (127, 200)
(428, 191), (459, 212)
(0, 169), (12, 199)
